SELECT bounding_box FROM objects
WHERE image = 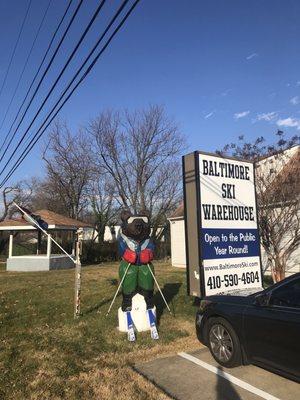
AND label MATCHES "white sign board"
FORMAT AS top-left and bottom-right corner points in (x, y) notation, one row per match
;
(198, 153), (263, 295)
